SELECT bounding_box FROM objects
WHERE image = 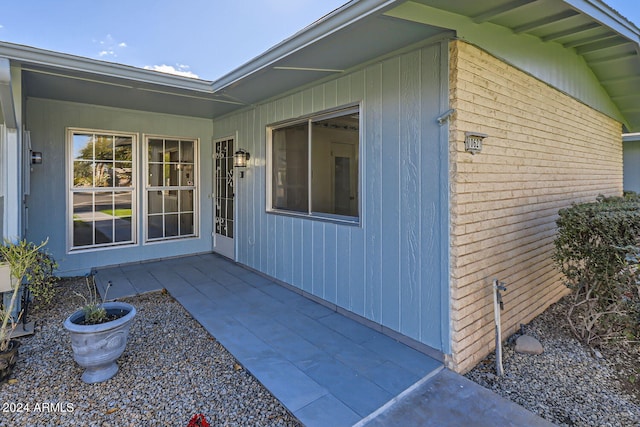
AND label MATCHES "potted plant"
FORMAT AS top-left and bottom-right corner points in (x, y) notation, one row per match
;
(0, 239), (54, 384)
(63, 274), (136, 383)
